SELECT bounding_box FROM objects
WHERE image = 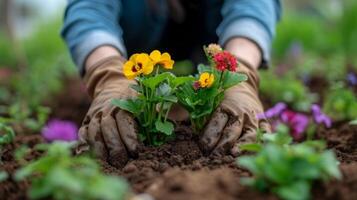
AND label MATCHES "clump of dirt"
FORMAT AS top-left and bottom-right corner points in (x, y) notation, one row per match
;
(313, 163), (357, 200)
(316, 123), (357, 163)
(0, 135), (44, 200)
